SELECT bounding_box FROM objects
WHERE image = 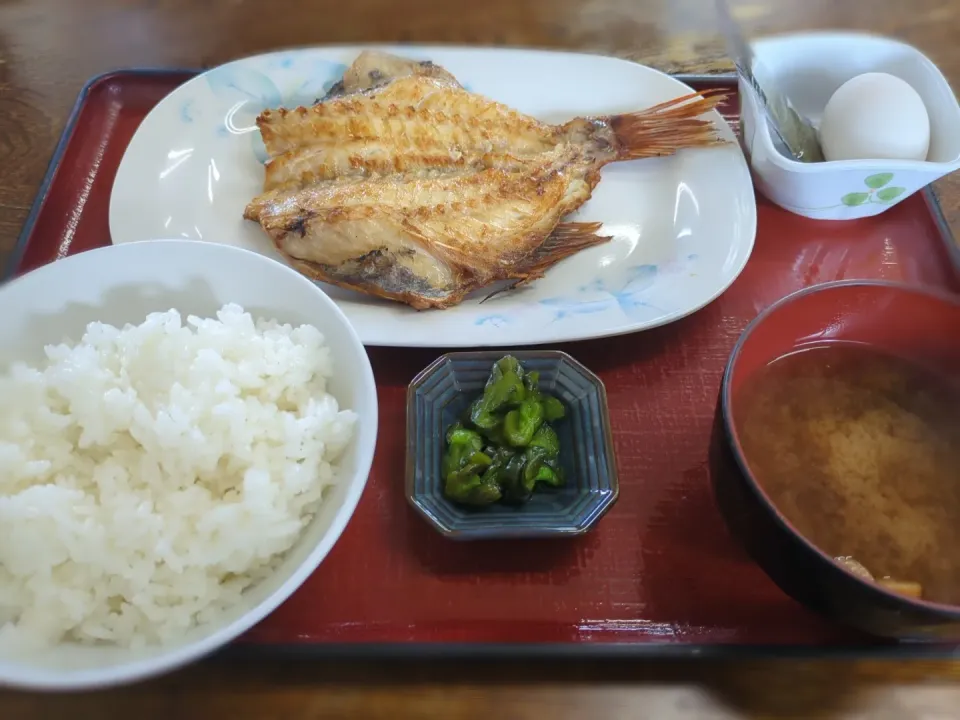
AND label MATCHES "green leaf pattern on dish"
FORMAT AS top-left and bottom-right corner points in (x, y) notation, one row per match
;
(840, 173), (907, 207)
(841, 192), (870, 207)
(876, 186), (906, 202)
(864, 173), (894, 189)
